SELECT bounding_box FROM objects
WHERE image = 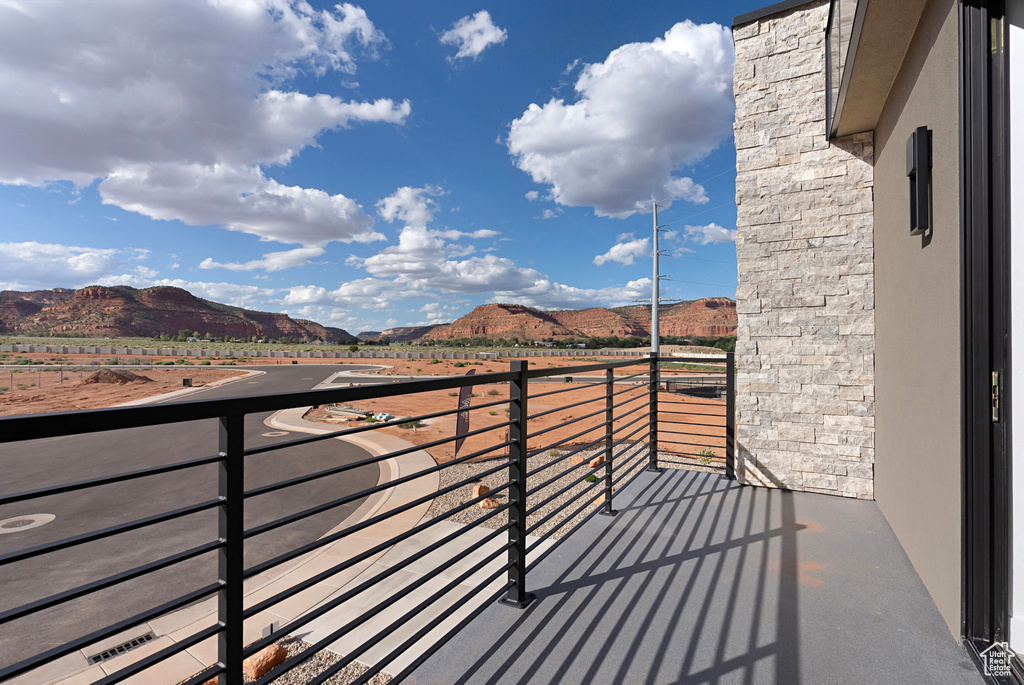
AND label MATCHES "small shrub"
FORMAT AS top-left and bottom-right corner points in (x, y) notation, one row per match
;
(365, 416), (378, 423)
(217, 361), (236, 366)
(453, 362), (466, 368)
(487, 389), (500, 396)
(428, 359), (440, 365)
(348, 345), (359, 353)
(103, 359), (119, 365)
(585, 475), (598, 483)
(448, 392), (458, 397)
(16, 384), (27, 390)
(0, 386), (7, 394)
(489, 410), (498, 416)
(398, 420), (421, 430)
(548, 448), (560, 458)
(697, 447), (716, 466)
